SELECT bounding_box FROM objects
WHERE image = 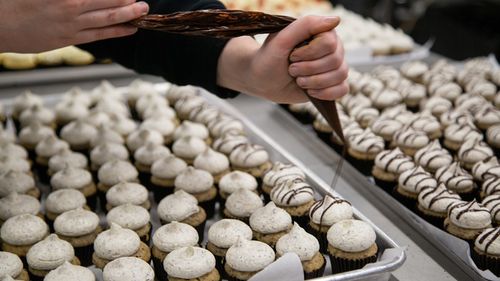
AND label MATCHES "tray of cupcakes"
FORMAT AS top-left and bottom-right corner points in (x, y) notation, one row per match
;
(0, 79), (405, 281)
(277, 57), (500, 279)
